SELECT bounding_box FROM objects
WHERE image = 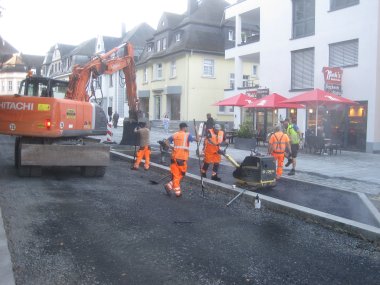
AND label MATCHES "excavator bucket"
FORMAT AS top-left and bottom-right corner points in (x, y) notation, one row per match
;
(120, 119), (140, 146)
